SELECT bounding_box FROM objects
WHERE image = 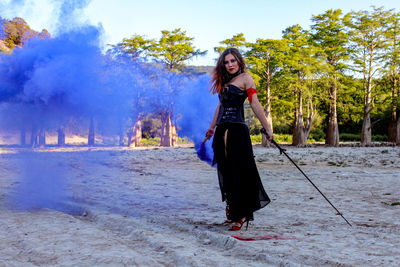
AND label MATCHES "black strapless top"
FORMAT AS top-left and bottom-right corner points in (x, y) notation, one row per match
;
(217, 84), (247, 125)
